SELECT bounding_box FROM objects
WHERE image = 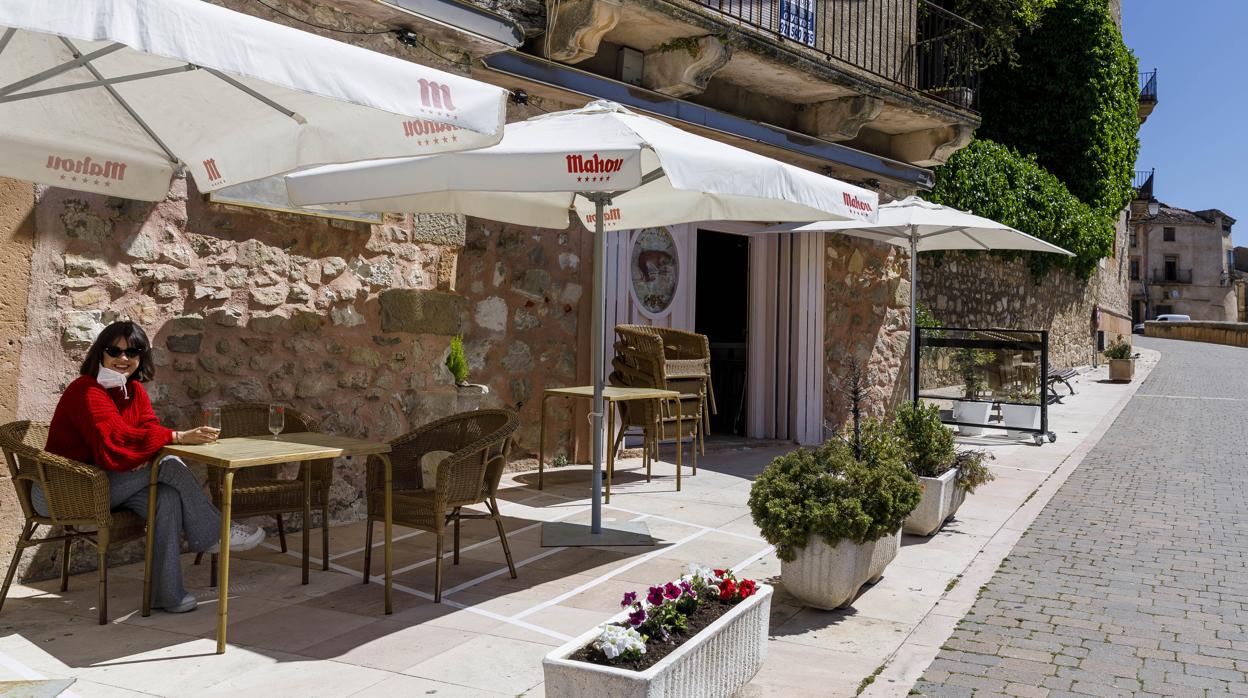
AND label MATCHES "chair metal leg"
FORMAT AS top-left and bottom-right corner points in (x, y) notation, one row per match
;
(434, 534), (444, 603)
(276, 515), (287, 554)
(96, 529), (109, 625)
(0, 523), (34, 615)
(321, 505), (330, 572)
(453, 511), (461, 566)
(491, 499), (516, 579)
(362, 519), (374, 585)
(59, 535), (71, 593)
(194, 552), (203, 566)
